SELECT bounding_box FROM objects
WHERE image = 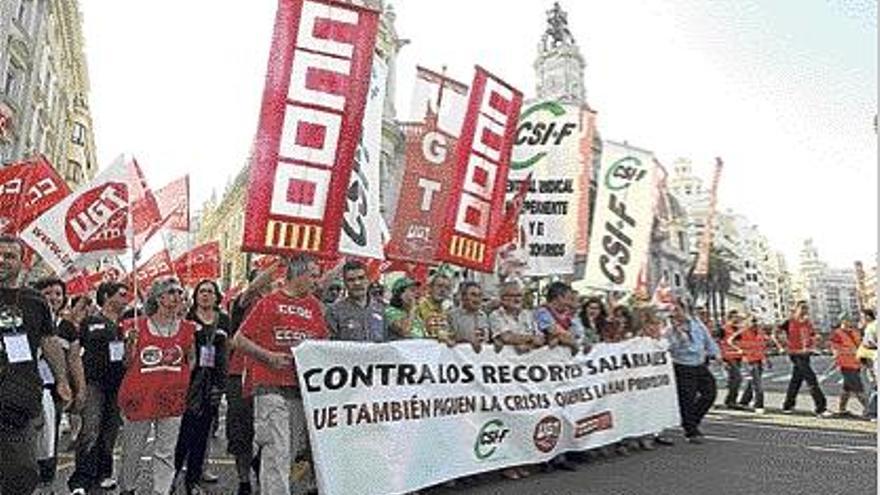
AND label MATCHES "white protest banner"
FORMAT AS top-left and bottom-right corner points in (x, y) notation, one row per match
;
(296, 338), (678, 495)
(339, 58), (387, 260)
(509, 100), (586, 276)
(581, 140), (656, 292)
